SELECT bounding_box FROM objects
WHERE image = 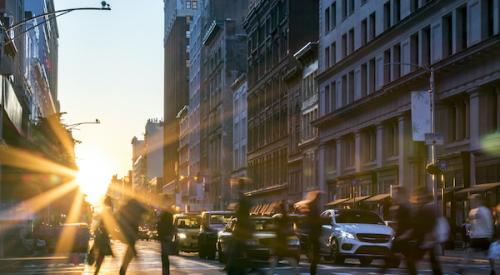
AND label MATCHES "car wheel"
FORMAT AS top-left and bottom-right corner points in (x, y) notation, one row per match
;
(360, 257), (372, 266)
(331, 239), (344, 265)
